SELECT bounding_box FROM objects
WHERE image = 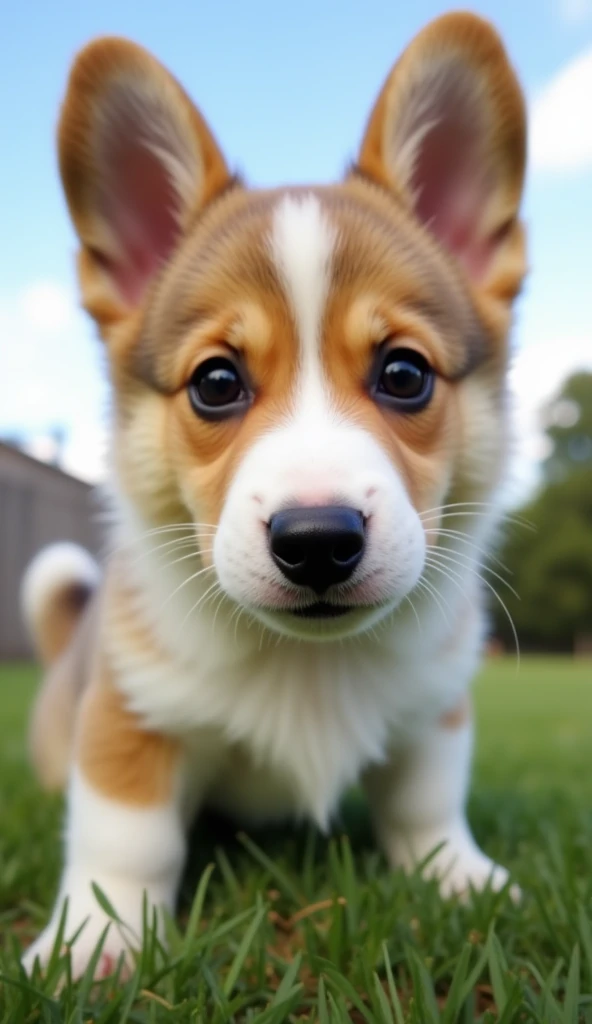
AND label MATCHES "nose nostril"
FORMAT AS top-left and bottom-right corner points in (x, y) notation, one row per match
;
(332, 537), (364, 564)
(274, 539), (306, 568)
